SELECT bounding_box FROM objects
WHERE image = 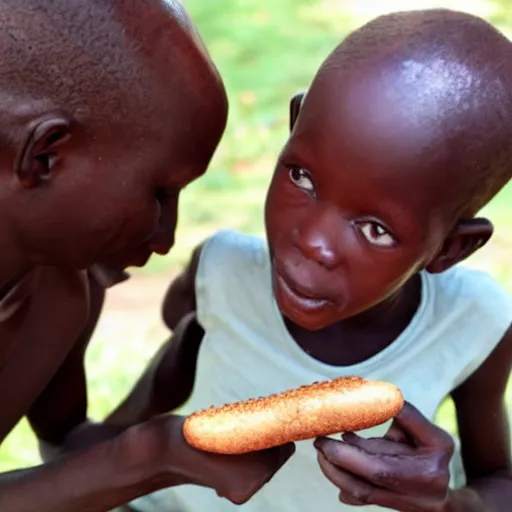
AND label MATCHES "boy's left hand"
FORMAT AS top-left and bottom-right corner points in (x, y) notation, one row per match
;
(314, 402), (455, 511)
